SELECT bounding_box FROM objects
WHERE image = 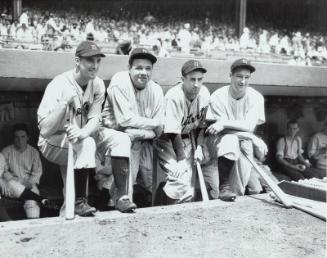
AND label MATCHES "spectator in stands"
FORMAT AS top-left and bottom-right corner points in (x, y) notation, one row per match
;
(19, 8), (29, 27)
(239, 27), (250, 50)
(1, 5), (326, 66)
(16, 23), (33, 43)
(177, 23), (191, 53)
(268, 31), (279, 54)
(307, 120), (327, 178)
(144, 12), (156, 24)
(1, 124), (55, 218)
(8, 20), (18, 39)
(288, 55), (305, 66)
(276, 120), (320, 181)
(278, 34), (292, 55)
(0, 19), (8, 41)
(258, 30), (270, 54)
(152, 42), (170, 58)
(115, 39), (132, 55)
